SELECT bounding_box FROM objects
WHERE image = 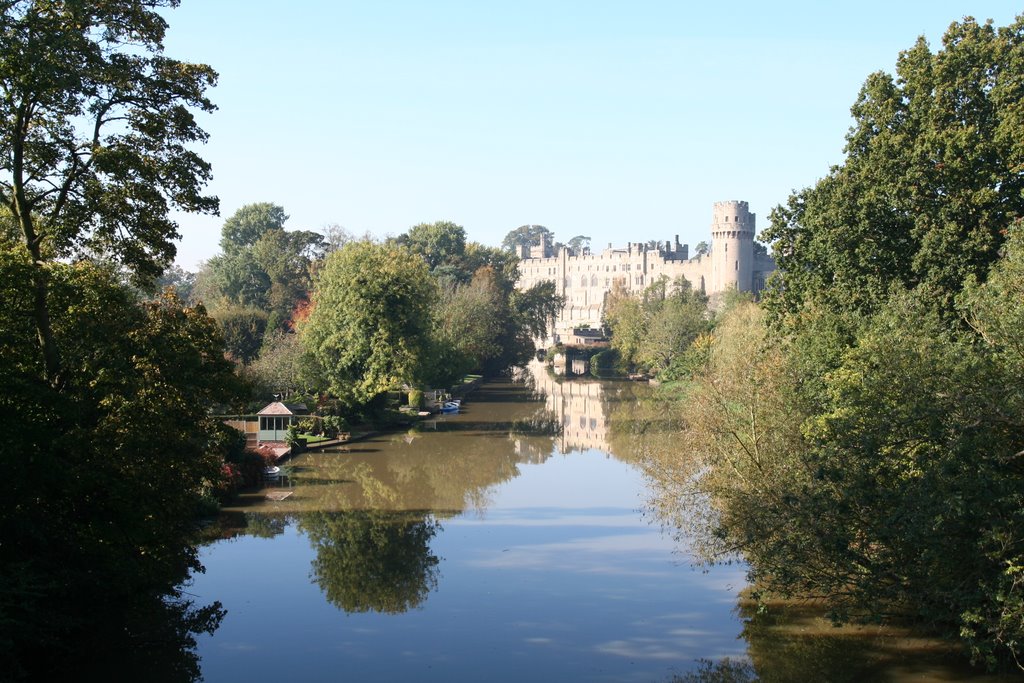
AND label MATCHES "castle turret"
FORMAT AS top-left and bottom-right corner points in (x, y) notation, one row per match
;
(710, 200), (755, 292)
